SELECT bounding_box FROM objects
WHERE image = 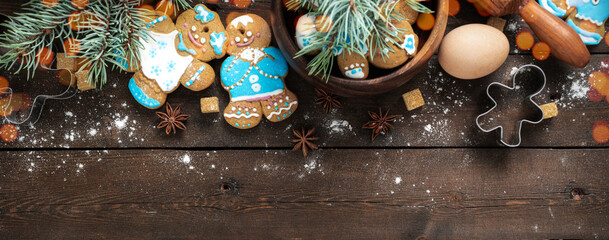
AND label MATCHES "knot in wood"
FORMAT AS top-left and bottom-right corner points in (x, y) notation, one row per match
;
(219, 179), (239, 194)
(571, 188), (584, 200)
